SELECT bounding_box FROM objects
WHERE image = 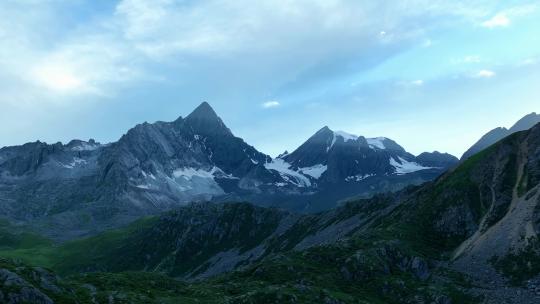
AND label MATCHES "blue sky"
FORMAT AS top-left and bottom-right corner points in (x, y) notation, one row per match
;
(0, 0), (538, 158)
